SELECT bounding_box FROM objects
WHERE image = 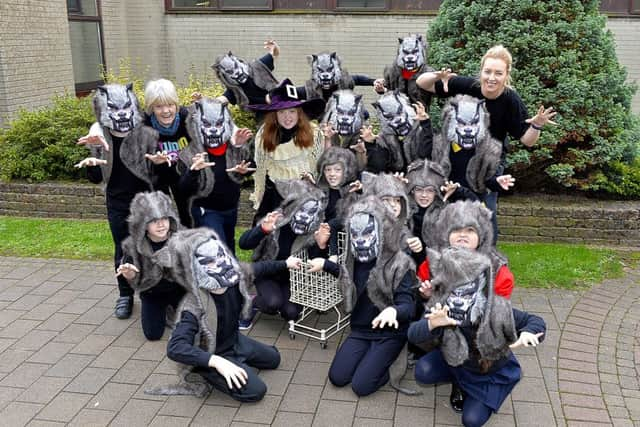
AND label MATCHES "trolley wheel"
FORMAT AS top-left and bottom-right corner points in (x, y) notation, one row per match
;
(320, 341), (327, 349)
(289, 333), (296, 340)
